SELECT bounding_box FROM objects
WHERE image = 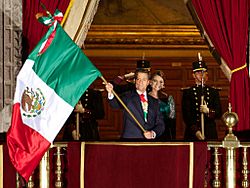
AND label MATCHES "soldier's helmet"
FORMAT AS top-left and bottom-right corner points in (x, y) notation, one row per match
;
(136, 60), (151, 72)
(192, 60), (207, 72)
